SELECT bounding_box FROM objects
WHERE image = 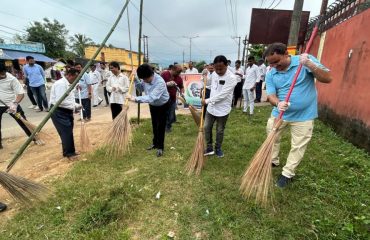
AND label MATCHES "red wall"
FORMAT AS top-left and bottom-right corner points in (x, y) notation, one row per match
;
(311, 9), (370, 127)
